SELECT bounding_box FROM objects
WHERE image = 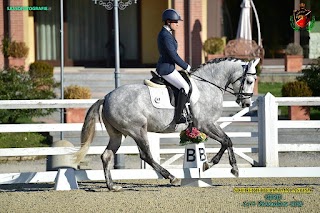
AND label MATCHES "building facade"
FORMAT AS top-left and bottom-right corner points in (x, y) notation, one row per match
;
(0, 0), (318, 69)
